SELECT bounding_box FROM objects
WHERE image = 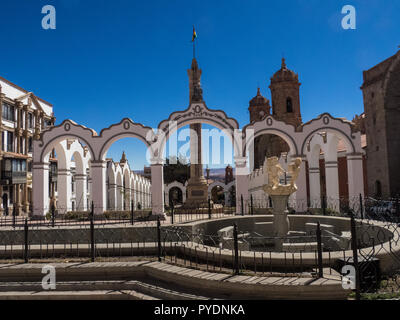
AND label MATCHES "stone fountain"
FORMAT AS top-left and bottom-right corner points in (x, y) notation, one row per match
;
(262, 156), (302, 251)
